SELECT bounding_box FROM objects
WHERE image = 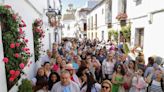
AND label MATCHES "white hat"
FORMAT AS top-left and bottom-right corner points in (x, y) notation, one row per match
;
(65, 63), (74, 70)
